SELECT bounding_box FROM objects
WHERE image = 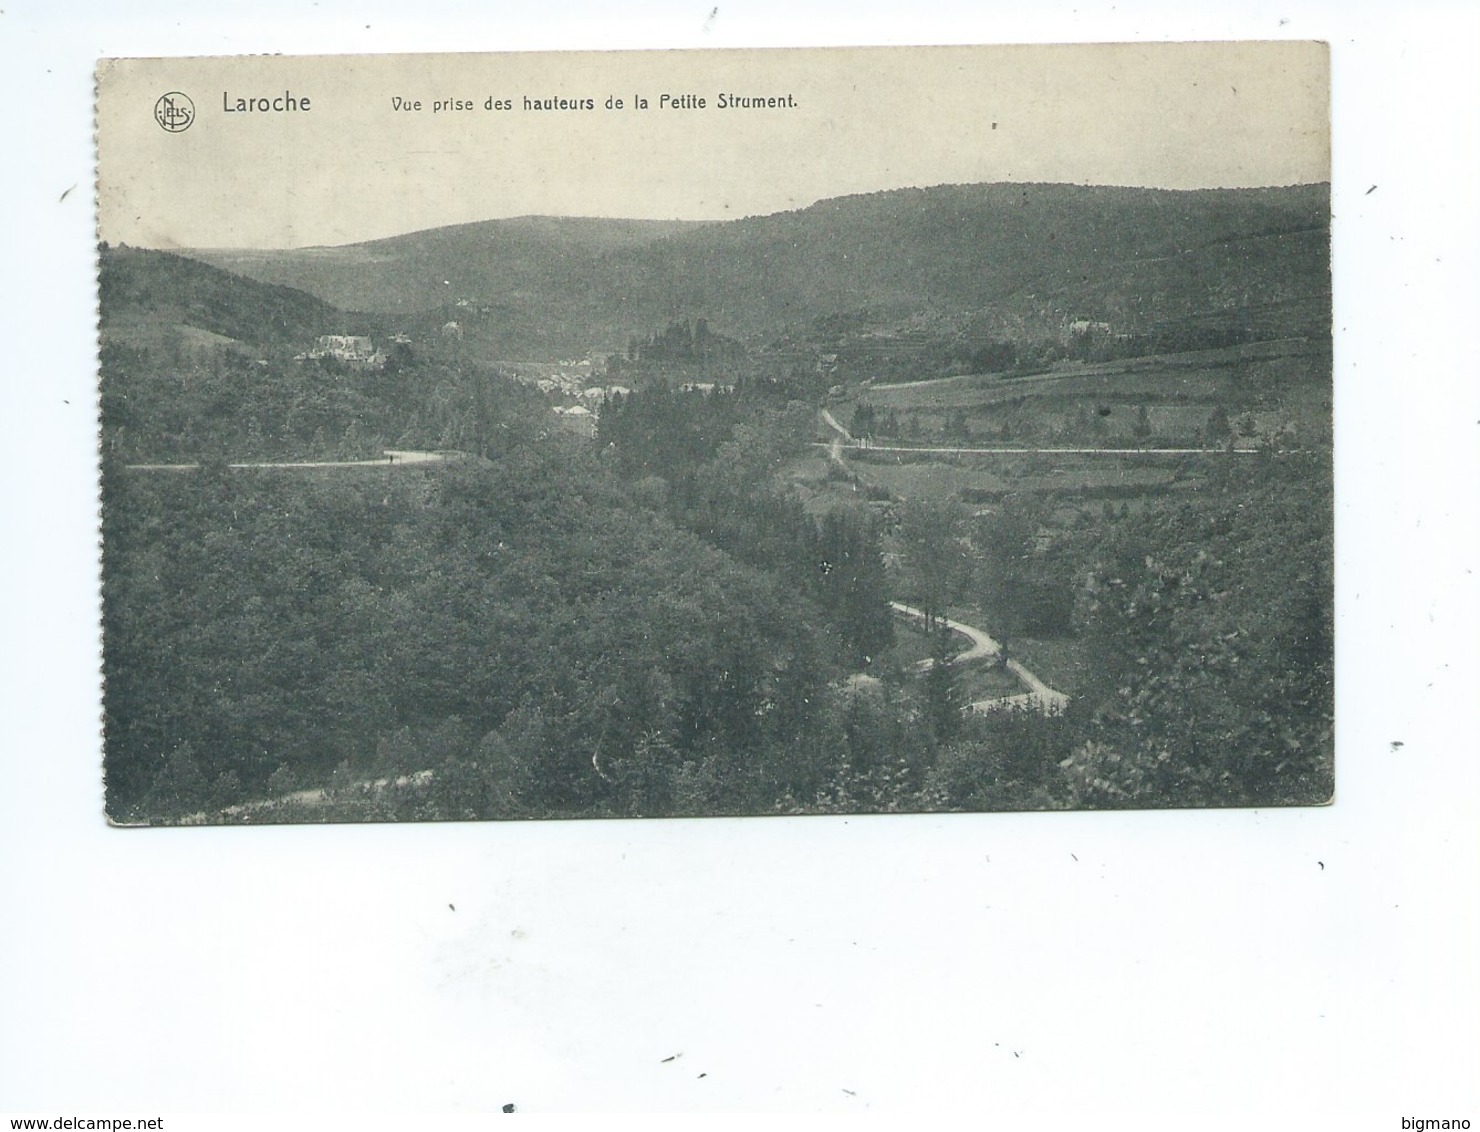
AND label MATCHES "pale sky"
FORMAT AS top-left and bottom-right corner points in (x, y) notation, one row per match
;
(96, 41), (1329, 249)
